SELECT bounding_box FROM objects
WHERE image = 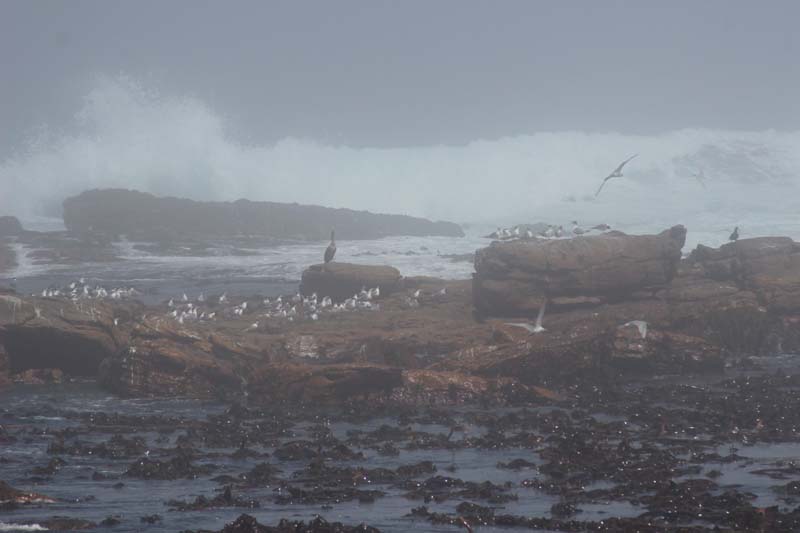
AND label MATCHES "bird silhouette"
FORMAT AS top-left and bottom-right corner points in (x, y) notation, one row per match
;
(595, 154), (638, 197)
(324, 230), (336, 263)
